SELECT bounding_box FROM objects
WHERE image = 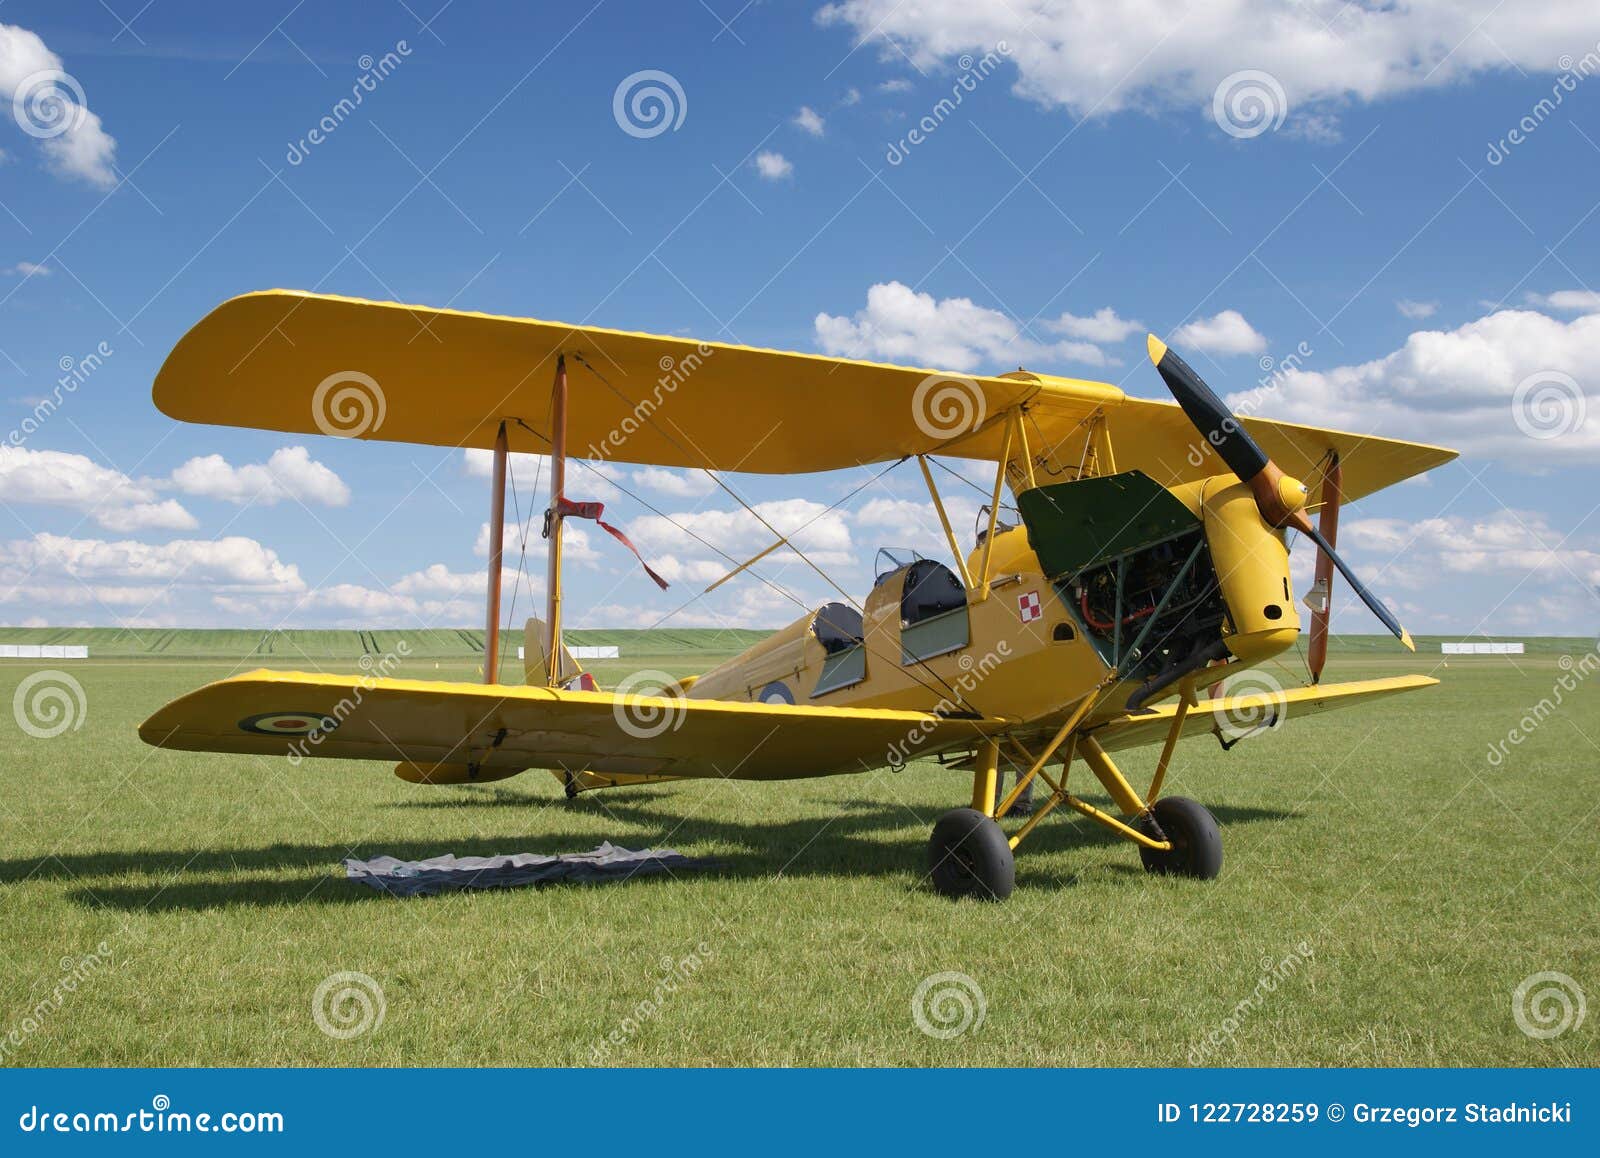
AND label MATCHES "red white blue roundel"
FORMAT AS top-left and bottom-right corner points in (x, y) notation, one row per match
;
(1018, 590), (1043, 623)
(238, 711), (339, 736)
